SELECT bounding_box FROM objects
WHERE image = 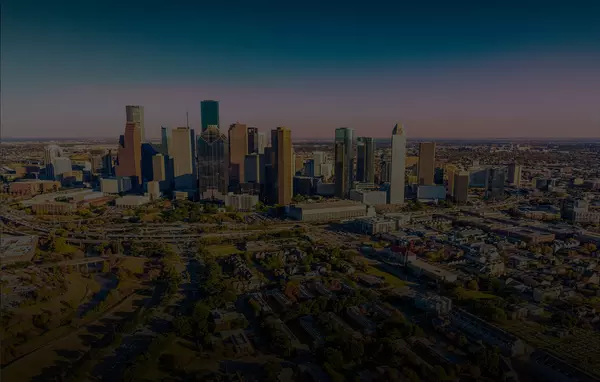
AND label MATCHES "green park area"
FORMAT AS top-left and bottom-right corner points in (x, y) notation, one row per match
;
(365, 265), (407, 288)
(207, 245), (242, 257)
